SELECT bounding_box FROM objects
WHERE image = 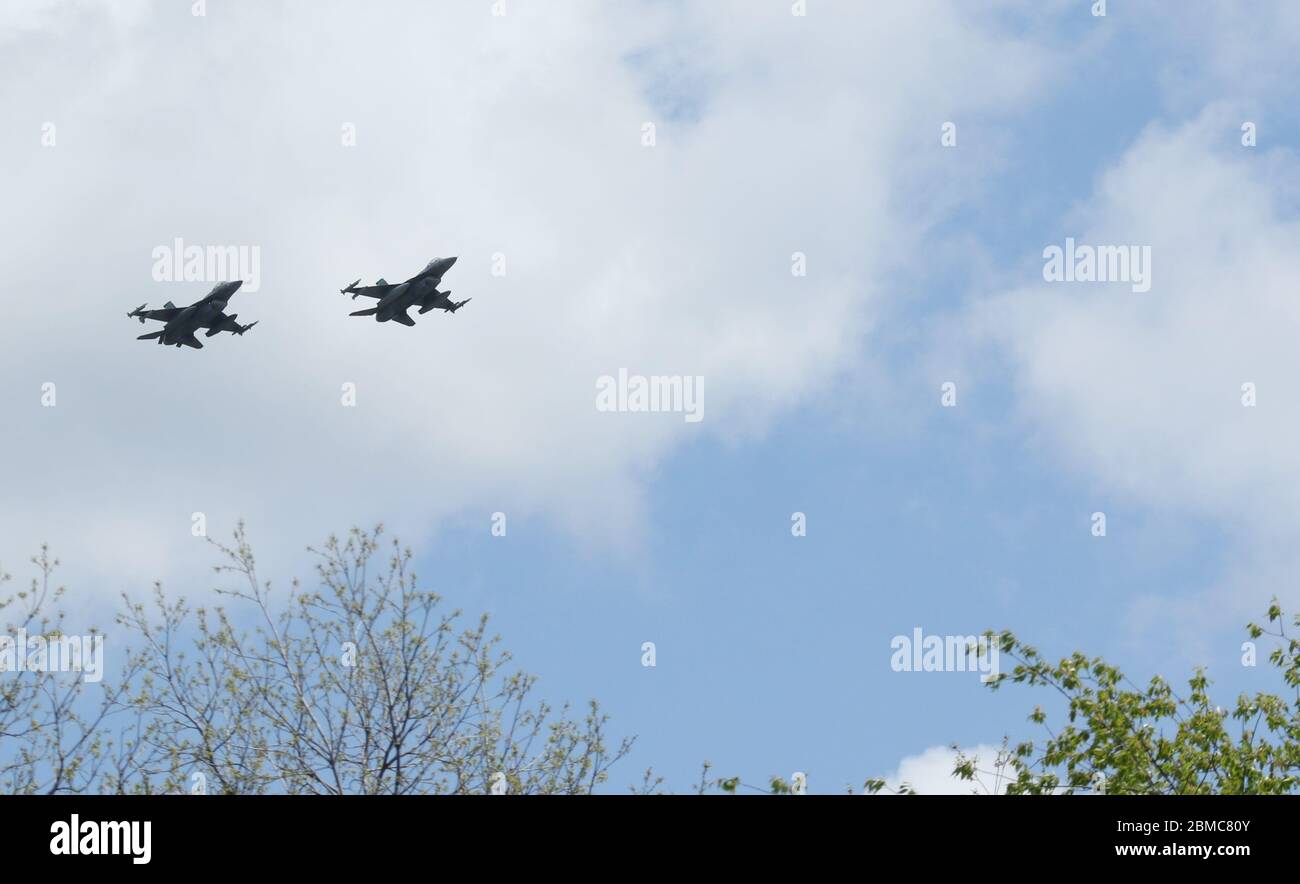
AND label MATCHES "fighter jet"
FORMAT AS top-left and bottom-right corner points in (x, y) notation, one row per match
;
(341, 256), (469, 326)
(126, 280), (257, 349)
